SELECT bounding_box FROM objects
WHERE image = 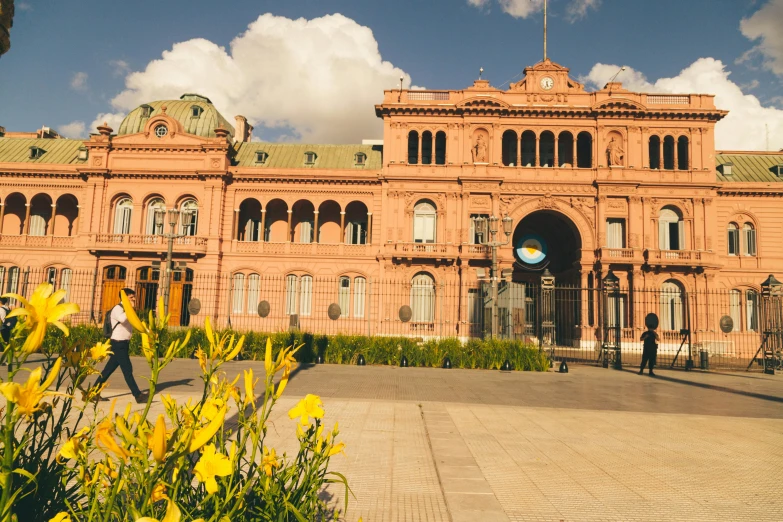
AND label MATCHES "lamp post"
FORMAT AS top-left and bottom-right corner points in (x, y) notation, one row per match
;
(155, 208), (194, 316)
(476, 215), (513, 338)
(603, 270), (621, 369)
(759, 274), (782, 374)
